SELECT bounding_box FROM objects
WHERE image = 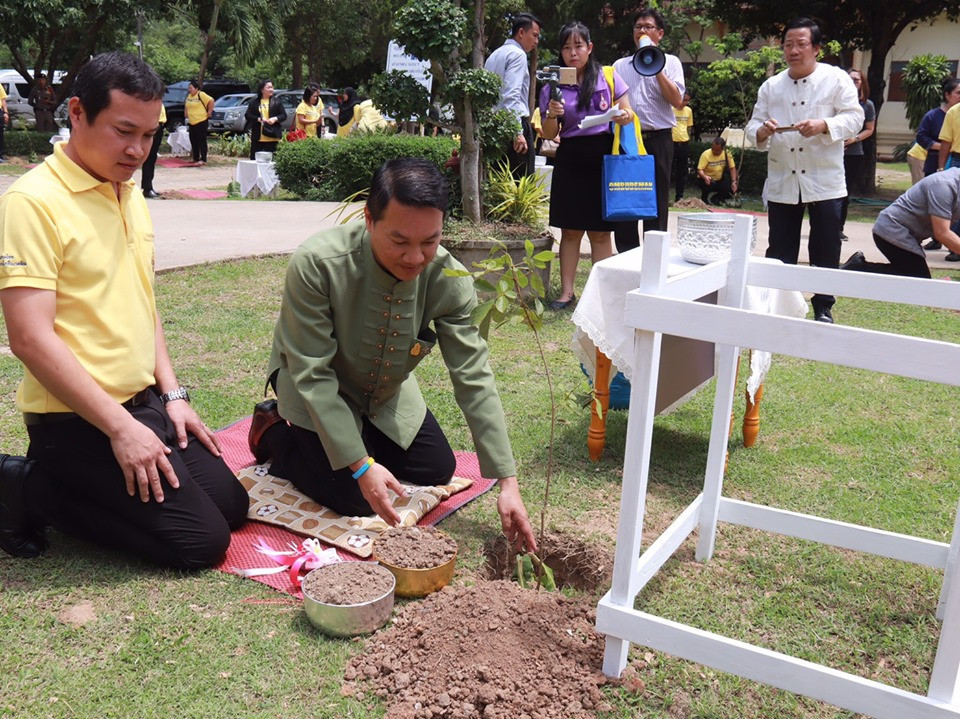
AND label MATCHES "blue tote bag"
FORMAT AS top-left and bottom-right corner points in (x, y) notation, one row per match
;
(601, 111), (658, 222)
